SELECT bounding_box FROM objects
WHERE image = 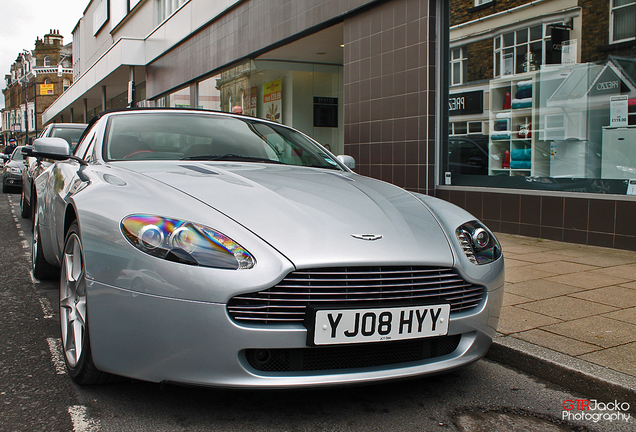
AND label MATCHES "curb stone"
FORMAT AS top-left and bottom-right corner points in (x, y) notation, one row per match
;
(487, 336), (636, 406)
